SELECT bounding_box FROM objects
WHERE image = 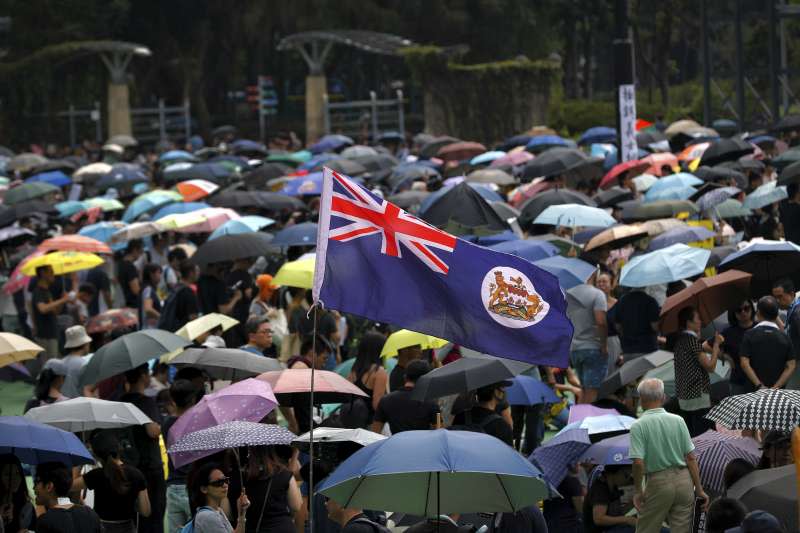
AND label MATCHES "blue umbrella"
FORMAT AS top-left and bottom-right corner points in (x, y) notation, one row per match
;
(578, 433), (631, 465)
(309, 134), (354, 154)
(647, 173), (703, 194)
(578, 126), (617, 146)
(743, 181), (788, 209)
(208, 215), (276, 240)
(590, 143), (617, 159)
(619, 243), (711, 287)
(159, 150), (196, 163)
(78, 221), (127, 252)
(533, 204), (616, 228)
(272, 222), (317, 246)
(470, 151), (506, 166)
(122, 195), (176, 222)
(55, 200), (89, 217)
(644, 184), (697, 202)
(26, 170), (71, 187)
(647, 226), (717, 251)
(467, 230), (519, 247)
(505, 375), (559, 406)
(0, 416), (94, 466)
(152, 202), (210, 221)
(498, 135), (532, 151)
(418, 183), (503, 215)
(319, 429), (554, 516)
(230, 139), (267, 155)
(96, 164), (148, 191)
(533, 256), (596, 290)
(280, 172), (323, 196)
(299, 153), (339, 171)
(697, 186), (741, 212)
(489, 239), (558, 263)
(525, 135), (570, 152)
